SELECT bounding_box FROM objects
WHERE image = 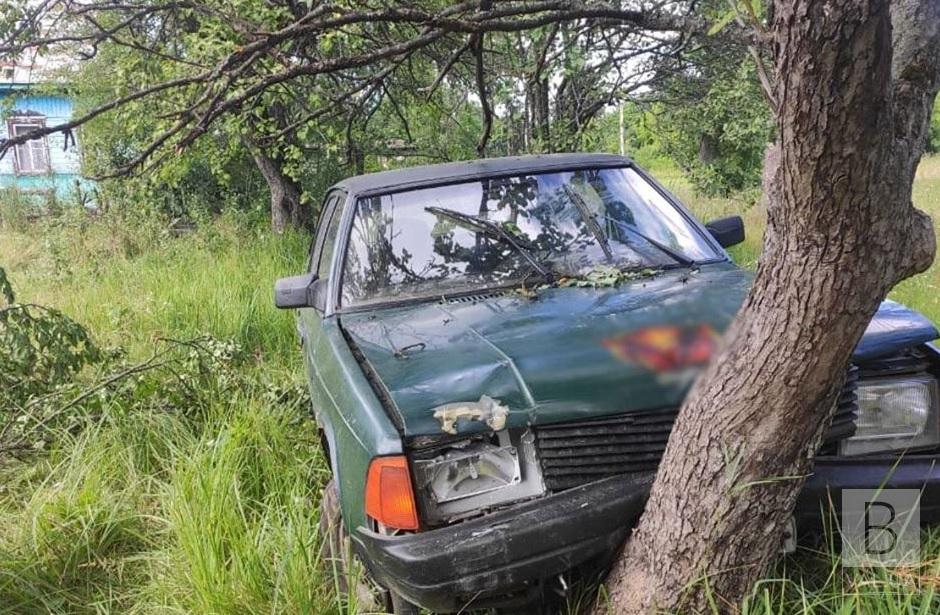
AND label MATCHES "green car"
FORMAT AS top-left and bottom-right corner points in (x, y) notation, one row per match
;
(275, 154), (940, 613)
